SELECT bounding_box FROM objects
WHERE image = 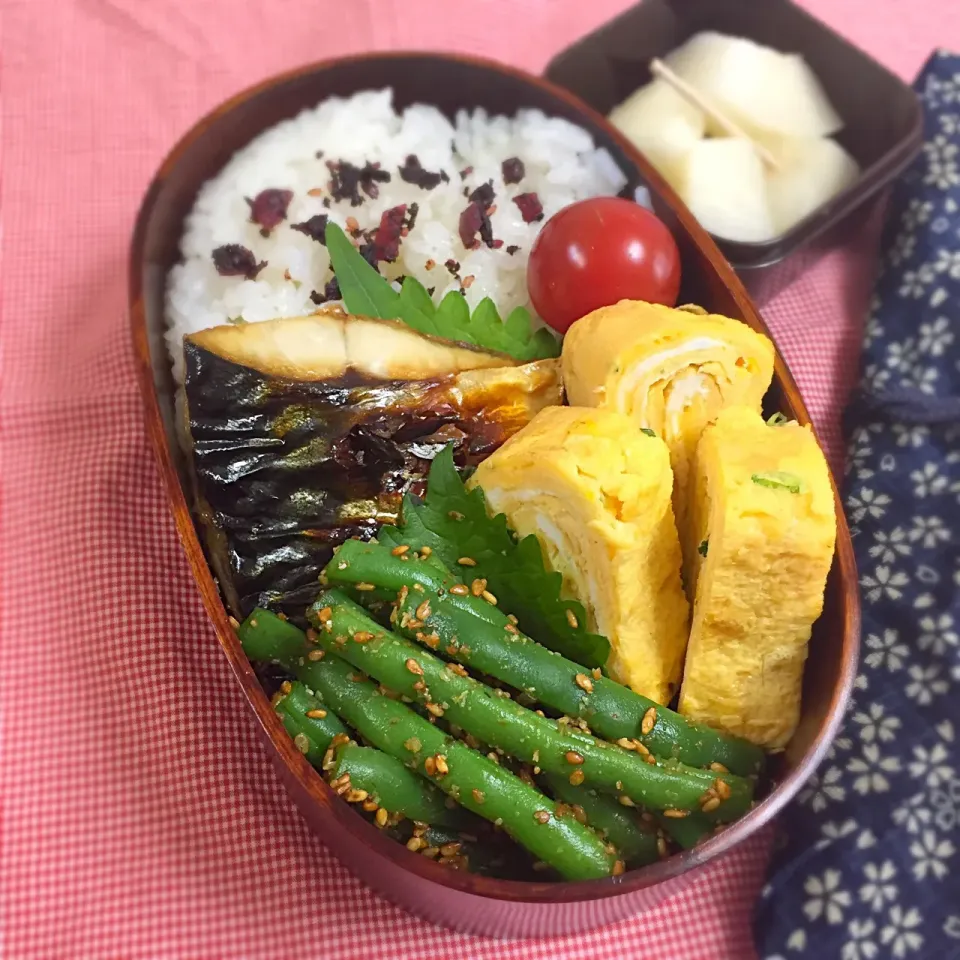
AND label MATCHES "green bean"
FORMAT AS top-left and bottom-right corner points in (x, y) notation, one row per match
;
(298, 652), (620, 880)
(242, 612), (468, 829)
(309, 590), (753, 821)
(325, 539), (764, 776)
(542, 774), (659, 867)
